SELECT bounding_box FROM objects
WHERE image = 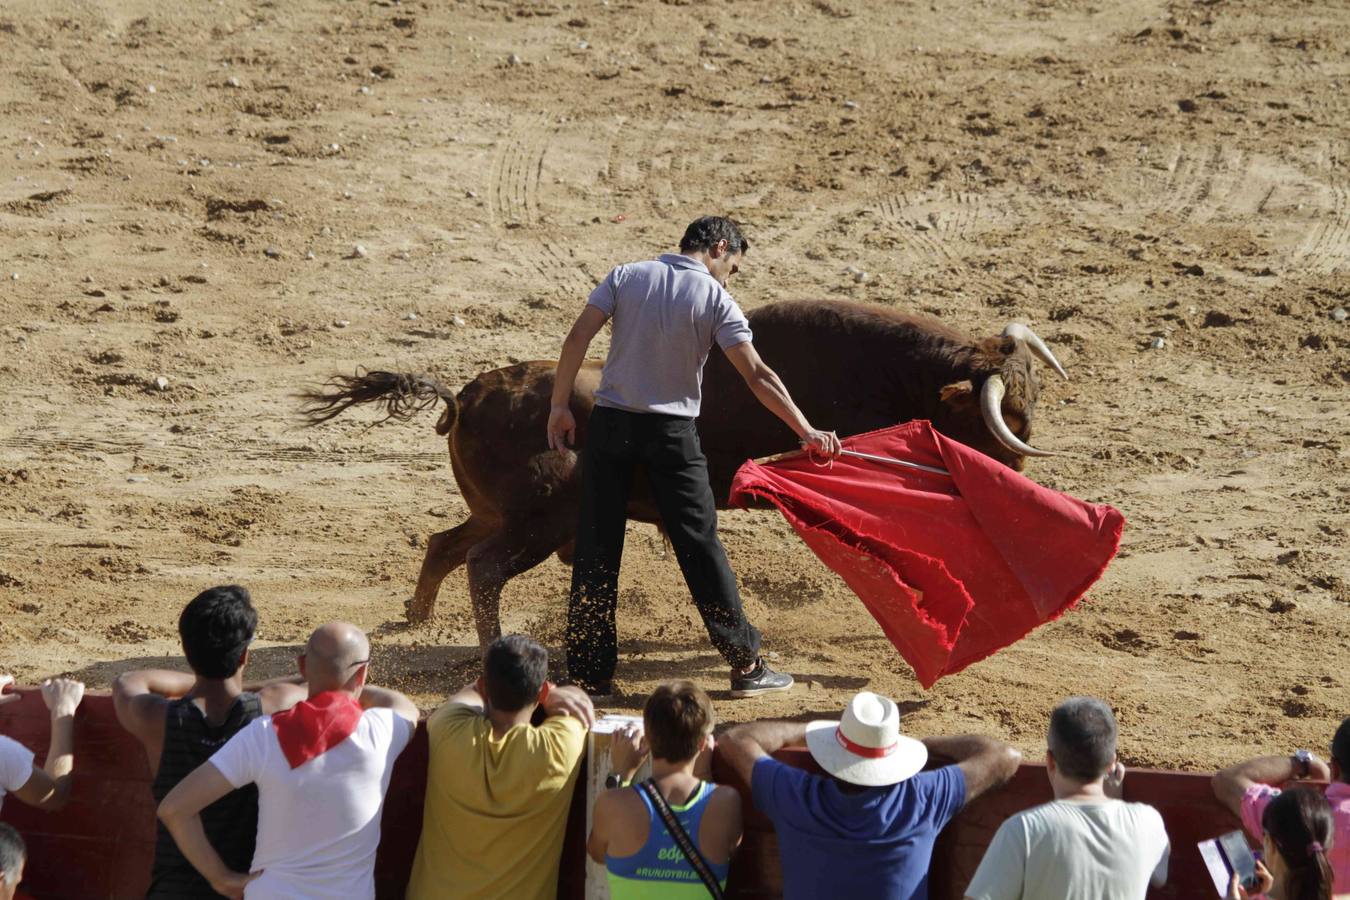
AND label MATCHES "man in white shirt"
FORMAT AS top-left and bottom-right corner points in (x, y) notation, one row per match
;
(965, 696), (1170, 900)
(158, 622), (418, 900)
(0, 675), (84, 813)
